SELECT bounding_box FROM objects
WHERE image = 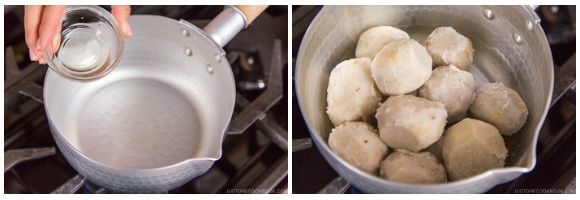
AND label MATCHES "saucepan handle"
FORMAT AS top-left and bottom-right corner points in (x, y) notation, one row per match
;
(237, 5), (269, 25)
(203, 5), (268, 47)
